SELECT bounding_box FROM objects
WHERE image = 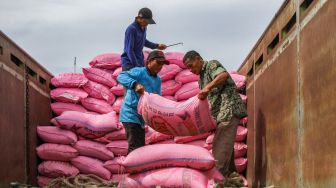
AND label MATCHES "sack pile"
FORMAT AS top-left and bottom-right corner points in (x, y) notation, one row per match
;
(37, 52), (249, 188)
